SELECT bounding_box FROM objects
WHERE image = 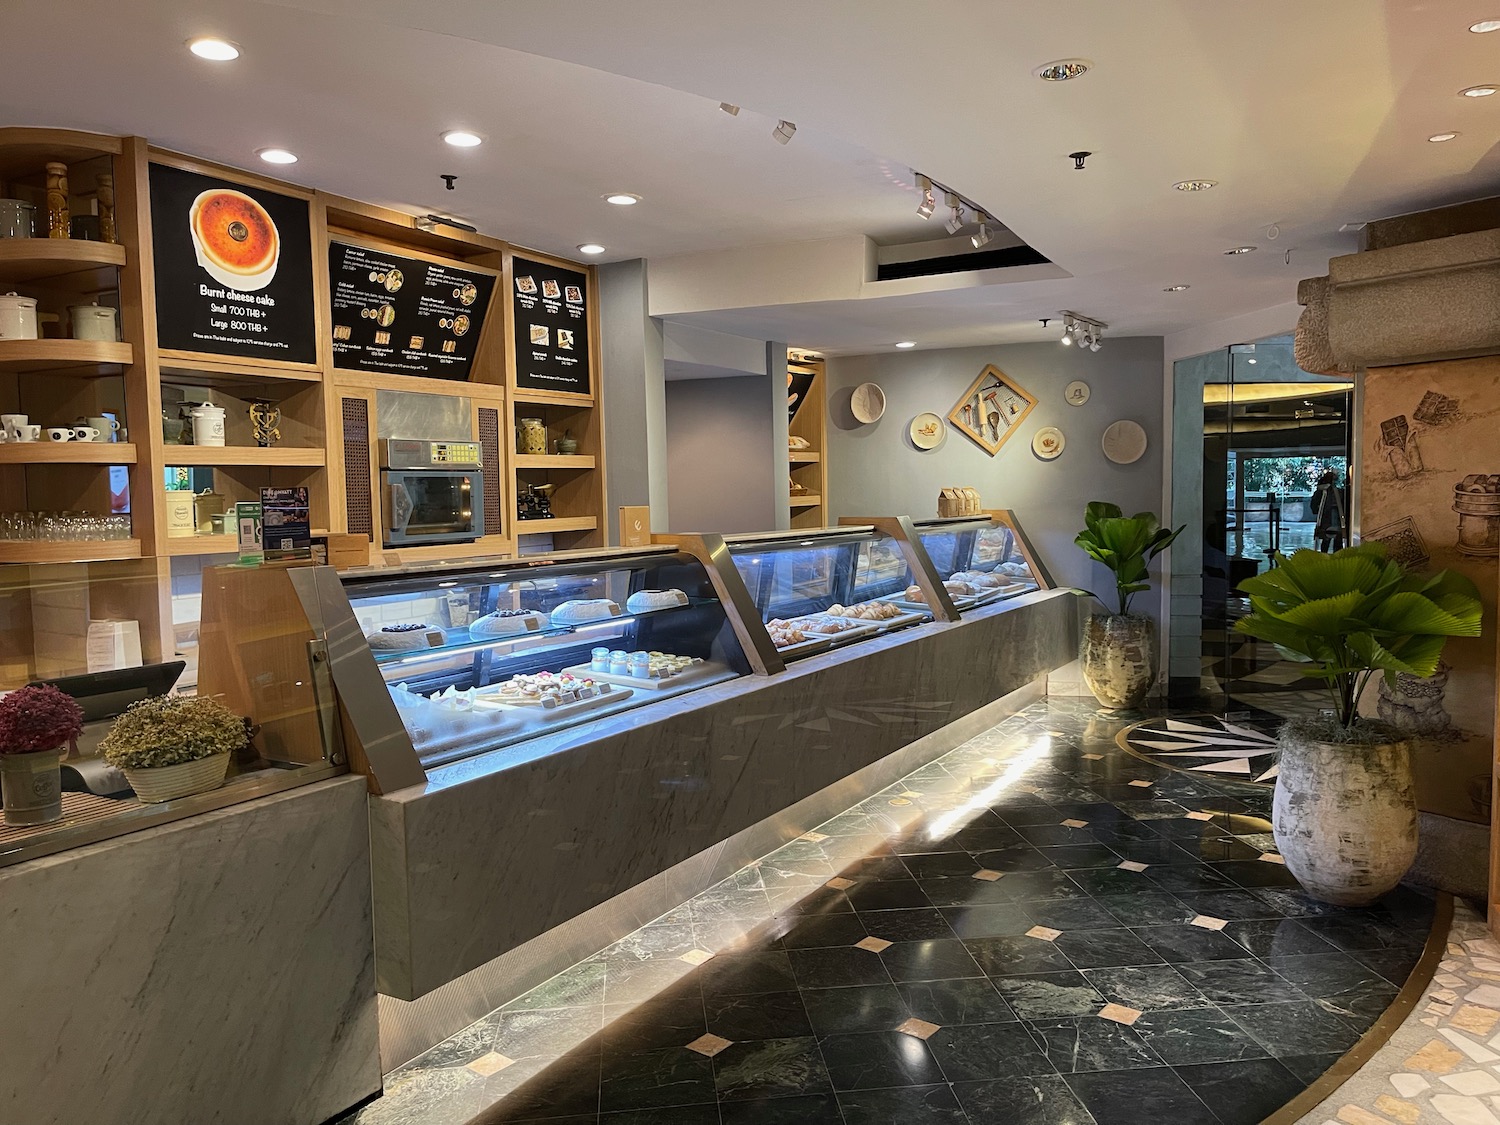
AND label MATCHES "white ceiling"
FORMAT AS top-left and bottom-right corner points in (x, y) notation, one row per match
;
(3, 0), (1498, 355)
